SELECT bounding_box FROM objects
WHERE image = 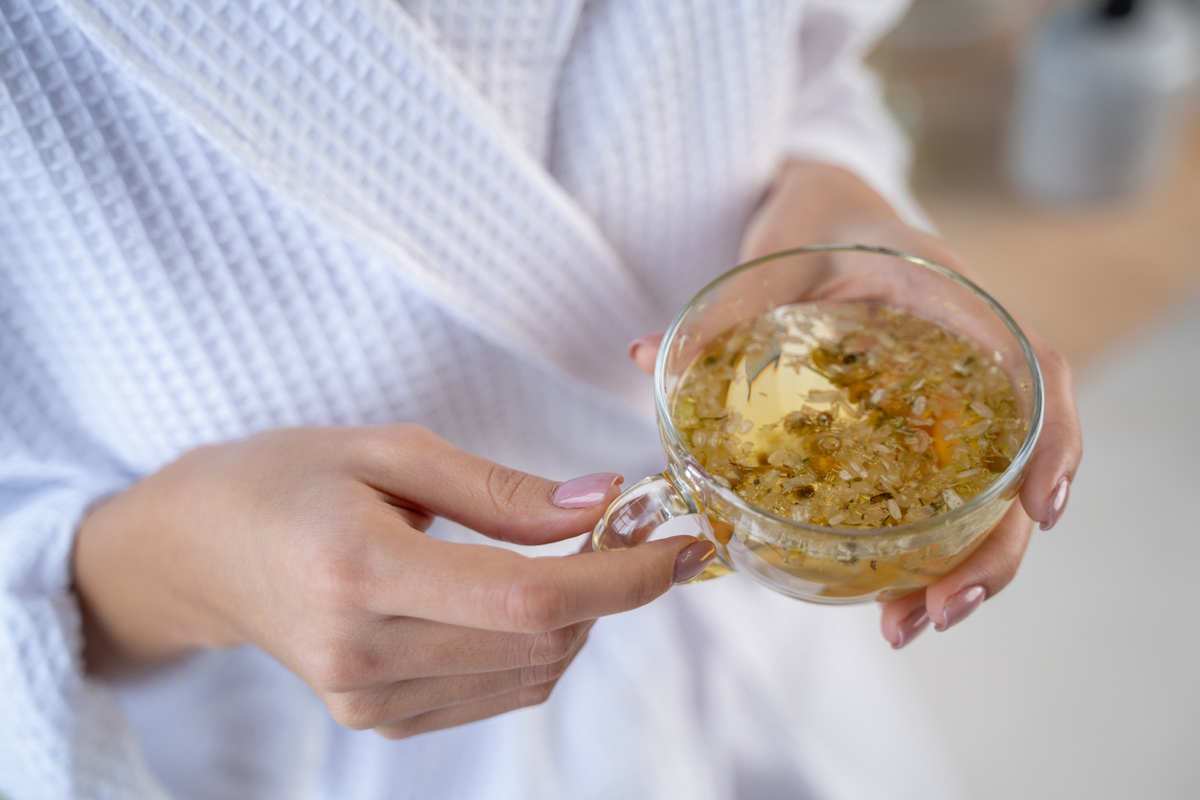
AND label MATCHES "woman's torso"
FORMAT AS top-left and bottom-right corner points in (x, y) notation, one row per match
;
(0, 2), (954, 797)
